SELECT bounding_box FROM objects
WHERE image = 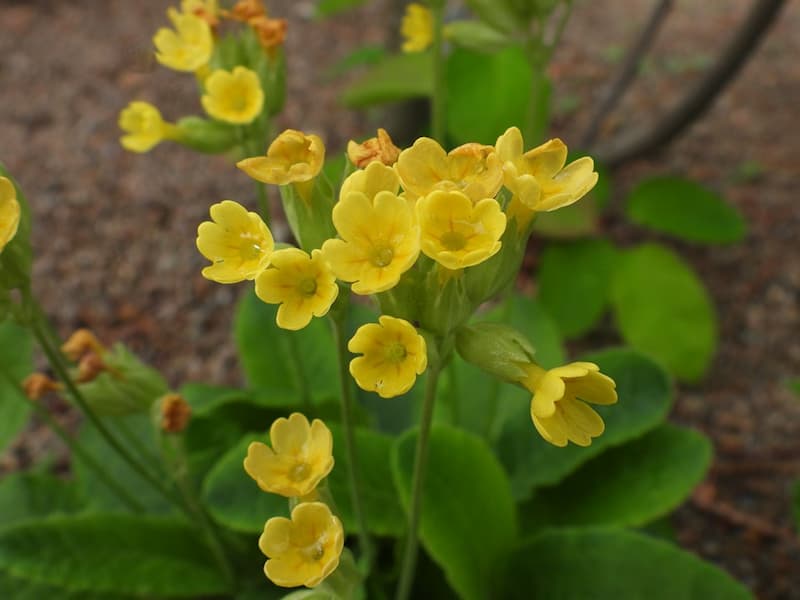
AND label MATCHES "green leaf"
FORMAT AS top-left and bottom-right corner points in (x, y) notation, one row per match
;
(179, 381), (255, 416)
(315, 0), (368, 18)
(537, 239), (619, 338)
(0, 472), (82, 529)
(520, 424), (711, 531)
(0, 514), (231, 597)
(498, 293), (565, 369)
(443, 20), (513, 53)
(463, 0), (526, 33)
(611, 243), (717, 382)
(234, 290), (338, 405)
(0, 321), (33, 453)
(202, 434), (288, 534)
(392, 425), (517, 600)
(532, 195), (599, 238)
(0, 571), (129, 600)
(446, 46), (531, 146)
(325, 45), (386, 79)
(341, 52), (433, 108)
(626, 177), (746, 244)
(504, 528), (751, 599)
(327, 425), (405, 536)
(496, 348), (673, 500)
